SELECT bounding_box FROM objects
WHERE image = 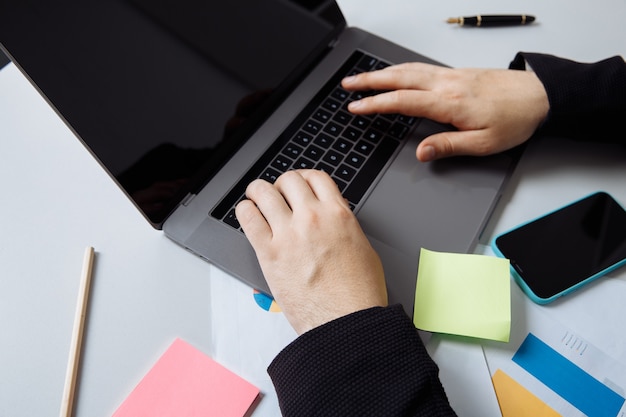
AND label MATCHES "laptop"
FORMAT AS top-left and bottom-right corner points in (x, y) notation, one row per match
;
(0, 0), (518, 314)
